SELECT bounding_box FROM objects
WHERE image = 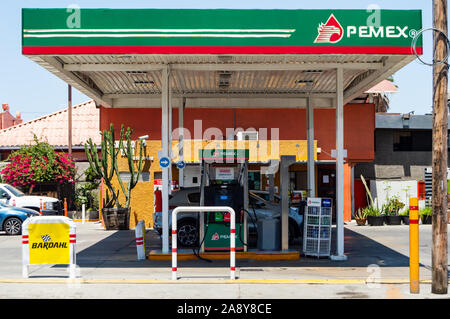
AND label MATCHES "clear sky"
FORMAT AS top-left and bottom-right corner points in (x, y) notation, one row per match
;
(0, 1), (437, 122)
